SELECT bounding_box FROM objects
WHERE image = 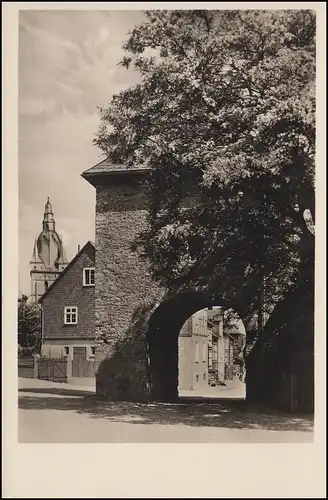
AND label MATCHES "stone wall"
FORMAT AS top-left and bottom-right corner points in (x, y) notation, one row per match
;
(94, 183), (162, 400)
(245, 288), (314, 413)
